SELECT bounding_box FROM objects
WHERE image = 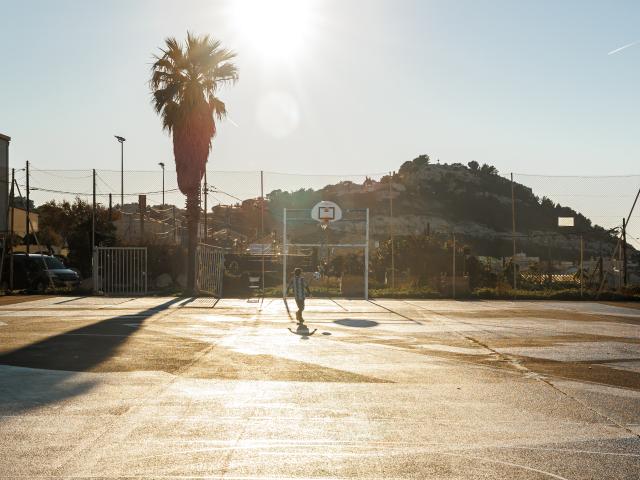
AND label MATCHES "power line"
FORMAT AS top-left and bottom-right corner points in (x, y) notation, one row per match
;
(30, 167), (93, 179)
(514, 173), (640, 178)
(28, 186), (181, 197)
